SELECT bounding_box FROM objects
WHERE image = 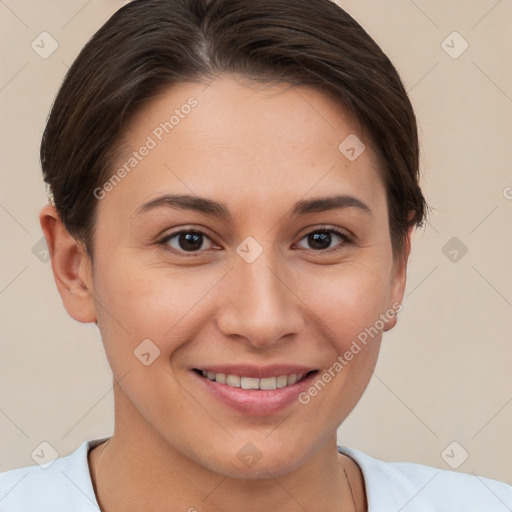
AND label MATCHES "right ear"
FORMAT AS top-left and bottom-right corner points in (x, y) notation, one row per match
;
(39, 204), (97, 323)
